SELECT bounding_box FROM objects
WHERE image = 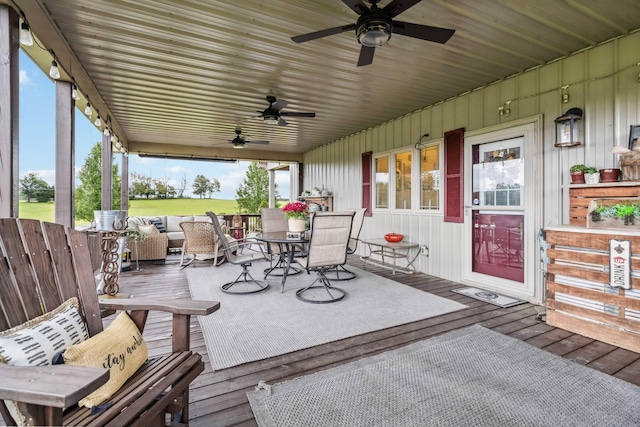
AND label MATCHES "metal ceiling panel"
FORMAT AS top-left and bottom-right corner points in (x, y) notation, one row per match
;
(9, 0), (640, 160)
